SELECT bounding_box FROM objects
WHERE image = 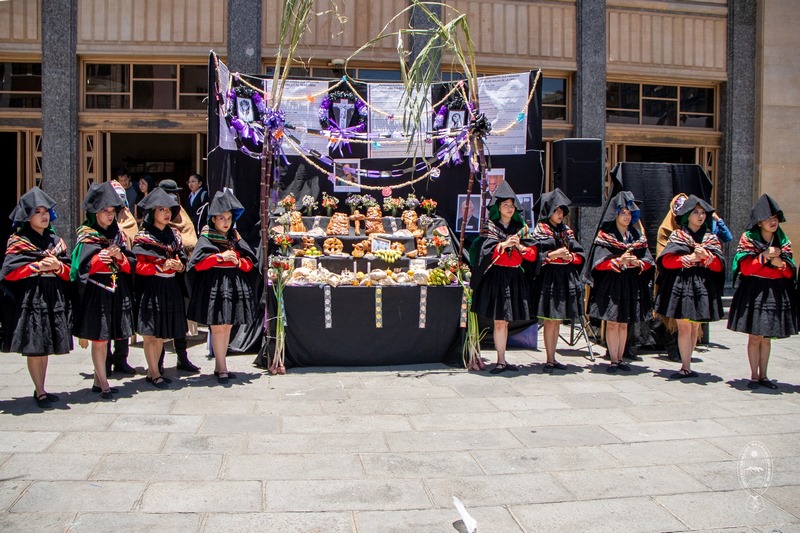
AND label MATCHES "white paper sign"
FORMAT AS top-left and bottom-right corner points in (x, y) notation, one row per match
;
(477, 72), (529, 155)
(265, 79), (331, 156)
(216, 60), (238, 151)
(368, 83), (431, 159)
